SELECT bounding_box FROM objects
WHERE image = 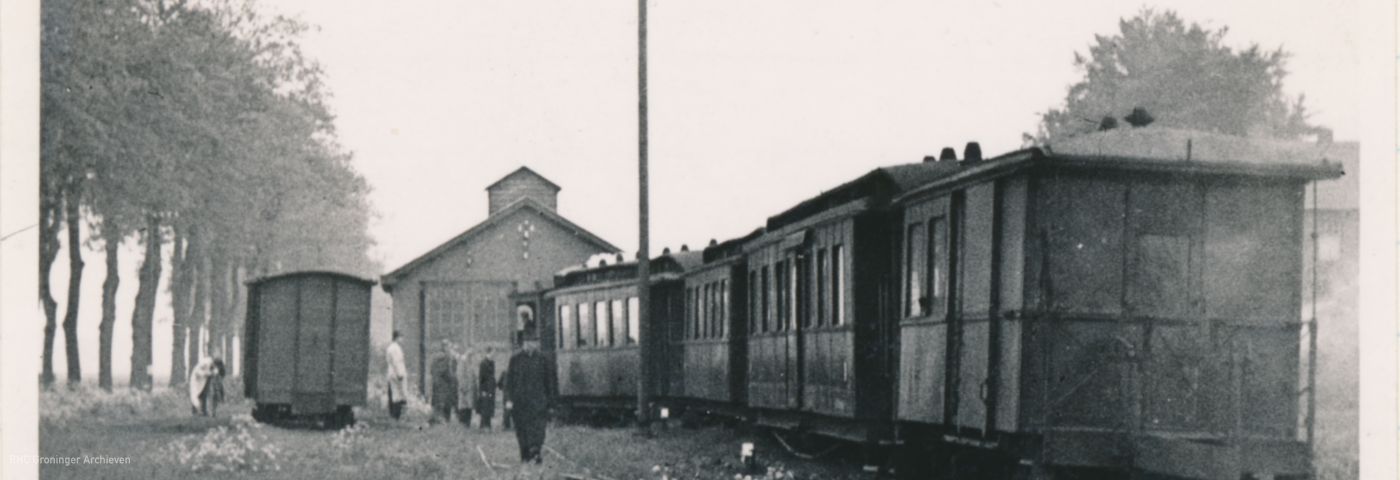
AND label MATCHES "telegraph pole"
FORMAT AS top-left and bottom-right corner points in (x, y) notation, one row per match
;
(635, 0), (653, 433)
